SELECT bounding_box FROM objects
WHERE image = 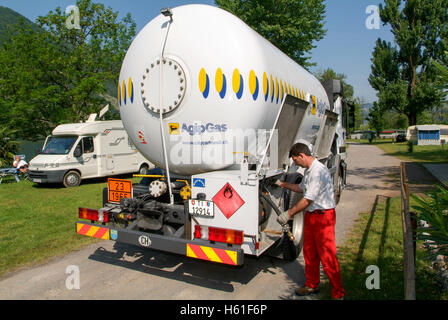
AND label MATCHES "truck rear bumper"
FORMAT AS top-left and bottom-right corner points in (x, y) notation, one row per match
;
(76, 221), (244, 266)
